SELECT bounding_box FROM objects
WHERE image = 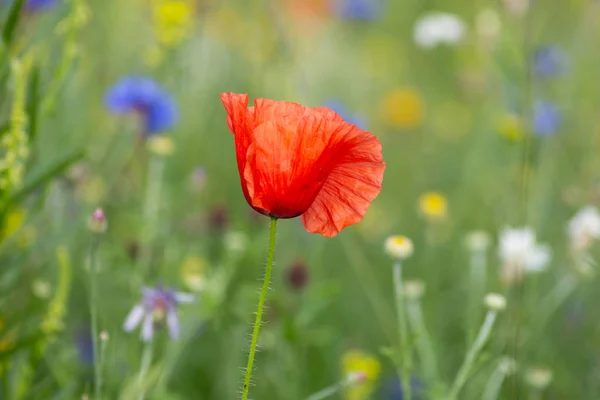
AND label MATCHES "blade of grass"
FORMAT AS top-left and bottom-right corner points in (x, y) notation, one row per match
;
(5, 148), (84, 208)
(2, 0), (25, 48)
